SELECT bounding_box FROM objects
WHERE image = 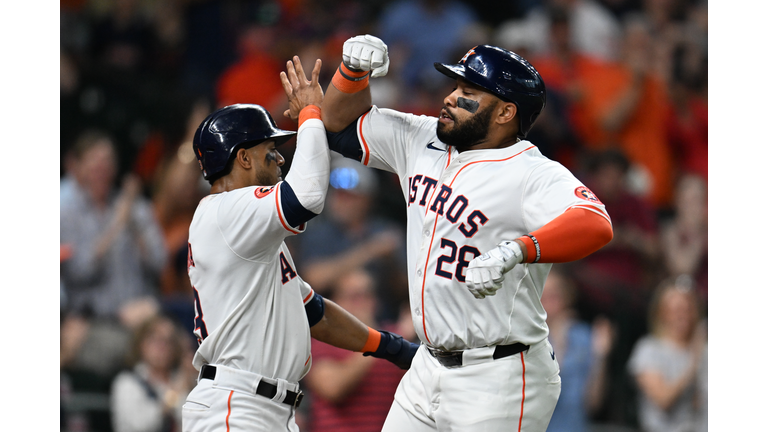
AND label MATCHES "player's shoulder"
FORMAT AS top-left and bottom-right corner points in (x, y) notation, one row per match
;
(193, 186), (270, 219)
(370, 105), (437, 129)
